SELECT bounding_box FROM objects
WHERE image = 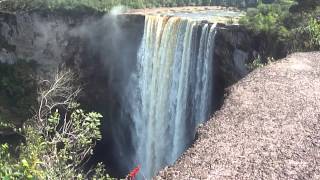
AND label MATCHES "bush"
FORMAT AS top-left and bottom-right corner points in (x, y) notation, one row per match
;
(0, 144), (38, 179)
(307, 18), (320, 48)
(0, 108), (107, 179)
(240, 0), (320, 63)
(0, 69), (112, 179)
